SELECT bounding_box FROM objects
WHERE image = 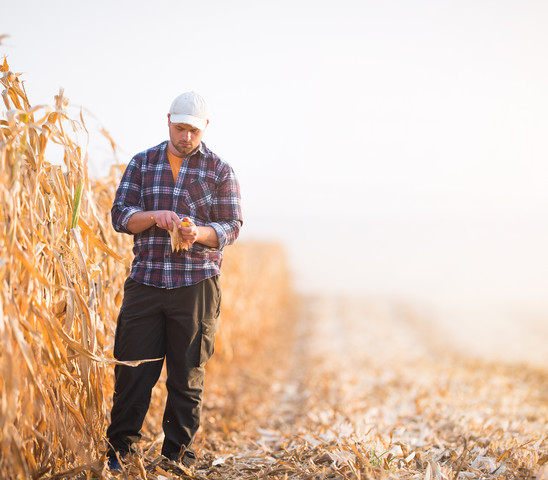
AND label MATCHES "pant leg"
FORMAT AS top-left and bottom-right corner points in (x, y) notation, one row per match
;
(160, 276), (221, 458)
(107, 278), (166, 455)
